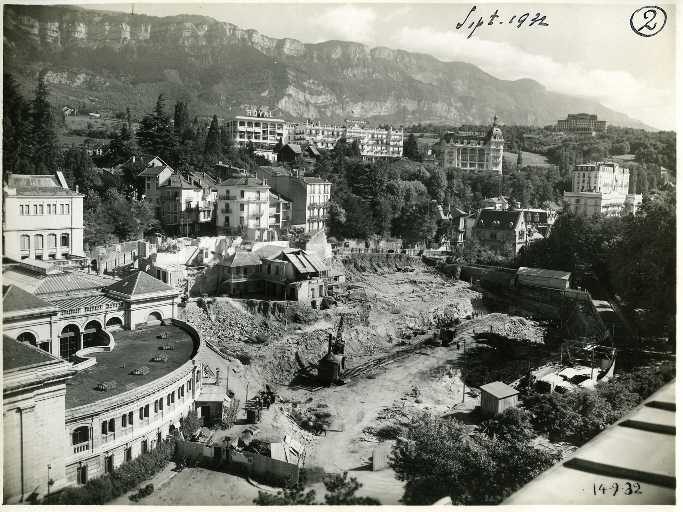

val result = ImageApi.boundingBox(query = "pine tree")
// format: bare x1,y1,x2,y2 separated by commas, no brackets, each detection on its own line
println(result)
174,101,191,142
3,73,35,178
204,114,222,164
137,94,178,164
31,76,64,174
403,133,422,162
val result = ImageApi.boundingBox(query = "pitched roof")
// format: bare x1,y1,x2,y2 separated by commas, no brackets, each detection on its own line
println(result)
282,251,327,274
280,143,302,154
480,381,519,399
451,207,468,217
7,175,61,188
2,268,104,296
254,245,297,260
474,209,524,230
298,177,330,184
160,174,197,189
259,166,291,176
218,177,267,187
105,271,175,296
3,335,58,371
217,252,262,268
516,267,571,280
2,285,57,314
138,165,174,177
305,146,321,157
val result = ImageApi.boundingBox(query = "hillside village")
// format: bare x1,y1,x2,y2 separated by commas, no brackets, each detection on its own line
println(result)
2,4,676,508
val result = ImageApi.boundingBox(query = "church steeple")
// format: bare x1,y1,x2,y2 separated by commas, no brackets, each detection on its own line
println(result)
493,115,498,126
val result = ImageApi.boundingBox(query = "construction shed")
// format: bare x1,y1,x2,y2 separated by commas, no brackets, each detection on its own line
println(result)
480,381,519,418
516,267,572,290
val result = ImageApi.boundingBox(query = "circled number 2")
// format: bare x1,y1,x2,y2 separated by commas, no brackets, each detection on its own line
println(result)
630,6,667,37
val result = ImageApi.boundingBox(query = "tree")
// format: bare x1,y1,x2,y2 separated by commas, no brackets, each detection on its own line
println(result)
404,133,422,162
137,94,178,164
204,114,222,164
608,190,675,333
3,73,35,178
174,101,191,142
179,410,203,439
253,470,317,505
31,76,64,173
391,415,560,505
324,472,381,505
351,139,362,158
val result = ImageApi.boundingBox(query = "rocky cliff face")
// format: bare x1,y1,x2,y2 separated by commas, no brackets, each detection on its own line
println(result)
3,5,650,129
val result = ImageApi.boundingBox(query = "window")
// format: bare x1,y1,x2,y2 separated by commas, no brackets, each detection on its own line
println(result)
33,205,38,215
122,414,128,428
77,465,87,485
147,181,151,190
101,421,108,435
239,203,245,212
167,394,171,407
108,418,116,433
20,235,30,251
174,203,178,212
47,234,56,249
144,404,149,417
158,397,164,411
104,455,114,474
139,407,144,420
240,190,245,198
124,447,132,463
72,426,89,446
171,391,175,403
60,204,65,214
20,205,27,215
141,440,148,455
187,379,192,391
196,372,200,383
61,233,70,247
174,215,178,223
128,411,133,425
34,235,44,250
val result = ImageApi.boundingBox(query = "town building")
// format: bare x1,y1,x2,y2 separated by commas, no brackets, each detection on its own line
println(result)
216,177,271,240
289,121,403,160
556,113,606,134
563,162,642,216
516,208,556,238
158,175,216,236
482,196,510,210
255,168,331,232
1,261,226,504
3,173,85,262
138,163,175,211
471,209,528,255
432,117,504,173
450,207,468,246
268,192,292,230
226,109,287,150
214,162,248,182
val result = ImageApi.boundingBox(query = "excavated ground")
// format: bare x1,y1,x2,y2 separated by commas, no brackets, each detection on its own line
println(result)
176,256,549,504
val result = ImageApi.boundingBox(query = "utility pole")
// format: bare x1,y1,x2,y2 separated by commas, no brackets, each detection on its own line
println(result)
47,465,52,505
462,337,467,403
590,346,595,380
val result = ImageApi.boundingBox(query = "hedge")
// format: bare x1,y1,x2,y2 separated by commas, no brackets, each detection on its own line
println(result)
58,439,176,505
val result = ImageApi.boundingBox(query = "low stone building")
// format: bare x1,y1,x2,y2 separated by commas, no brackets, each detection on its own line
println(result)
472,209,528,255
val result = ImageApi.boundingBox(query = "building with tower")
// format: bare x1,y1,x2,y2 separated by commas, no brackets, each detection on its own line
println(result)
433,117,504,173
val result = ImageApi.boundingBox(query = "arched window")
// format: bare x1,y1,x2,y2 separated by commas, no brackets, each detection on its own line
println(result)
34,234,44,250
20,235,30,251
72,426,89,445
47,234,57,249
60,233,70,247
17,332,37,345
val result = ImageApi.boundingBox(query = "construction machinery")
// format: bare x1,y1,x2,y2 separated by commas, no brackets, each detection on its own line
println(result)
318,316,346,384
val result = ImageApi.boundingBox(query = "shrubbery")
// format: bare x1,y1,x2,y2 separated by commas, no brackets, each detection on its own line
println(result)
58,440,176,505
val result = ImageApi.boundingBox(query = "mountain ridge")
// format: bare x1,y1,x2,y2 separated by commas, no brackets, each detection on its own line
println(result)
3,4,655,130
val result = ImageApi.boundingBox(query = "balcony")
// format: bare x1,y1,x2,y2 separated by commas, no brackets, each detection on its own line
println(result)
244,198,267,204
251,211,264,217
219,195,237,201
221,208,233,213
73,441,90,454
101,433,115,445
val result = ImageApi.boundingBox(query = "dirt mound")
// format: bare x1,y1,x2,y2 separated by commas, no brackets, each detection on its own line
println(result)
340,254,424,281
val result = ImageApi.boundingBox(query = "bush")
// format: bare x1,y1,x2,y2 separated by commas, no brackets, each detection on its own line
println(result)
59,440,176,505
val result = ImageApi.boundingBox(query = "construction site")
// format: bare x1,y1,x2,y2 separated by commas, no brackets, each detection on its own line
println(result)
158,251,622,504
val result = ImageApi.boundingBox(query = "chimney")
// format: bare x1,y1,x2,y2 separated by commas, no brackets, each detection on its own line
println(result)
216,368,220,385
328,333,333,354
263,179,267,186
75,185,79,193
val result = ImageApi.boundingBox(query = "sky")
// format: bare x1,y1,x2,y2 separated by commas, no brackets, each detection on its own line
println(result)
76,2,677,130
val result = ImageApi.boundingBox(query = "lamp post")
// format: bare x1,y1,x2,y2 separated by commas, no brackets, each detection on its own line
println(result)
47,464,53,505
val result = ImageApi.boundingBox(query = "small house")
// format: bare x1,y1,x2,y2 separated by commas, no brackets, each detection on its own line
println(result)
516,267,572,290
480,381,519,417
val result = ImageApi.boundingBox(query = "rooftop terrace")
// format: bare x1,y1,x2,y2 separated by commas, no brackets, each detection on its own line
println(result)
65,324,196,410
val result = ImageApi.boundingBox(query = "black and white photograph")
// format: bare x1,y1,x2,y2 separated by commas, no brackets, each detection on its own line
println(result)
1,1,677,506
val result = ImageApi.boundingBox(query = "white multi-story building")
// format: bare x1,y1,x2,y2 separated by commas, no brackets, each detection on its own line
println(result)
216,177,271,240
557,113,606,134
226,109,287,149
563,162,642,216
433,117,504,173
289,121,403,160
3,173,85,261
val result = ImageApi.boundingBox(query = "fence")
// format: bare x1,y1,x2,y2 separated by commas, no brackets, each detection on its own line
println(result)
229,449,299,486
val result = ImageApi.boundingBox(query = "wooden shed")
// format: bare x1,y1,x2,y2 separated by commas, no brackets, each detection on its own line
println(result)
516,267,572,290
480,381,520,418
